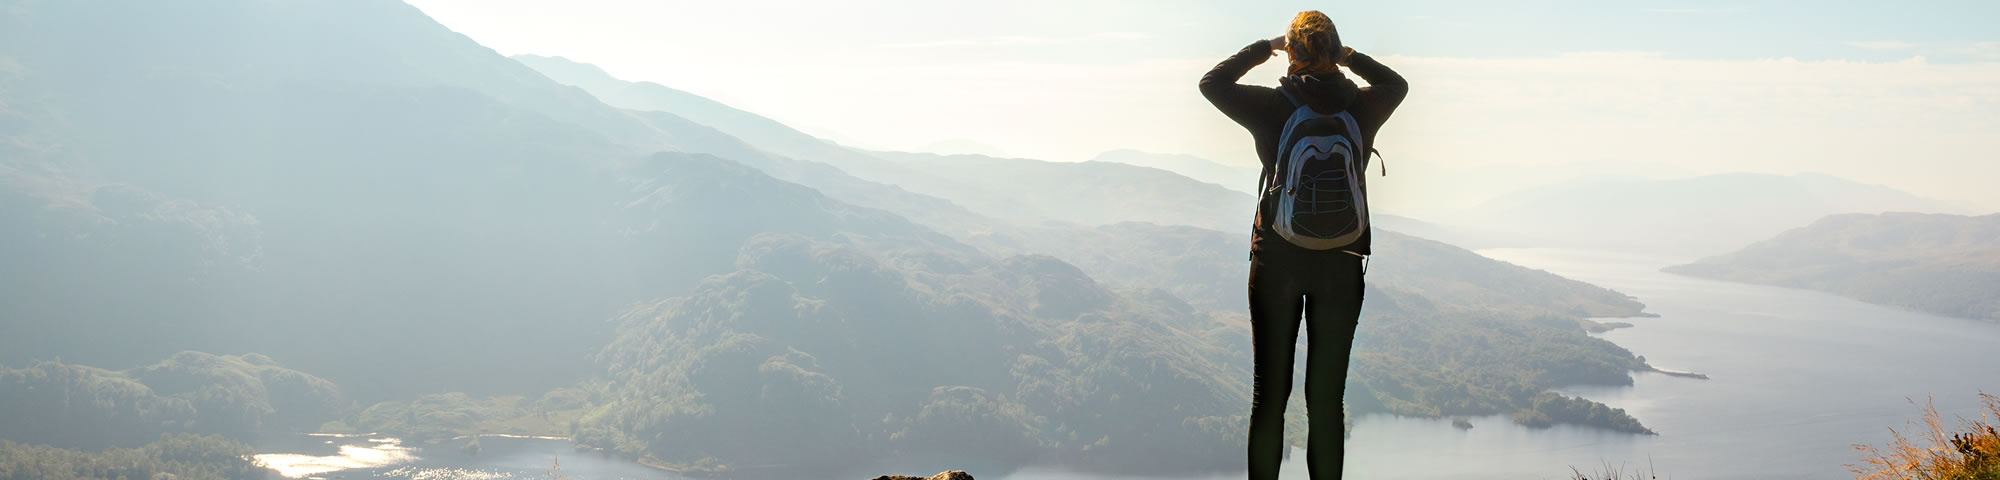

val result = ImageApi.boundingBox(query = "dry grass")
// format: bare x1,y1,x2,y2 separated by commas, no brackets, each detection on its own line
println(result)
1853,393,2000,480
1568,457,1659,480
547,453,571,480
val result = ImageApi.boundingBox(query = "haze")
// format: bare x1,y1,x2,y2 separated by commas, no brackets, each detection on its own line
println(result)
405,0,2000,214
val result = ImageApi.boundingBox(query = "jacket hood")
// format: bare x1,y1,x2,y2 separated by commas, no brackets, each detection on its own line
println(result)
1279,70,1360,112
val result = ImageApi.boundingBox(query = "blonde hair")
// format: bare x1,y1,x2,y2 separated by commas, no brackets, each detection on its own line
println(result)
1285,10,1341,75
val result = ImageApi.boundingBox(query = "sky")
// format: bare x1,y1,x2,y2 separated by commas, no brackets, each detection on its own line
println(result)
402,0,2000,215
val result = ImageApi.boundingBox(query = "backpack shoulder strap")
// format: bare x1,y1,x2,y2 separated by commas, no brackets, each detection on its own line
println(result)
1368,147,1386,176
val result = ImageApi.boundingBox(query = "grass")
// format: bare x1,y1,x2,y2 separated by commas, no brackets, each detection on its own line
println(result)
1853,393,2000,480
1567,457,1659,480
547,453,571,480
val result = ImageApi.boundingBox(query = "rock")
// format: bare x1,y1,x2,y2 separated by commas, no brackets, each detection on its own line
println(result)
870,471,973,480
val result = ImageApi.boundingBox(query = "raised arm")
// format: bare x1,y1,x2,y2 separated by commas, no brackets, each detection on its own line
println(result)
1341,50,1408,123
1200,38,1280,128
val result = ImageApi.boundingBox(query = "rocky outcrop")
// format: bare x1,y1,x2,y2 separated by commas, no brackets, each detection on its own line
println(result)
870,471,973,480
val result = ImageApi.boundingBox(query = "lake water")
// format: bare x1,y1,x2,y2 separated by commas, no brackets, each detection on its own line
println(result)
256,248,2000,480
1339,248,2000,479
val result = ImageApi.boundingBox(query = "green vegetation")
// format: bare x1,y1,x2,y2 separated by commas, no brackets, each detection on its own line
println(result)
1667,212,2000,322
1346,306,1651,433
0,352,346,450
1580,319,1636,333
576,236,1248,474
329,390,596,442
572,224,1656,473
1510,393,1653,434
967,221,1657,434
0,434,267,480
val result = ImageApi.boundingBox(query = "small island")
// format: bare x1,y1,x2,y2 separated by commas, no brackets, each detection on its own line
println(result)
1452,417,1474,430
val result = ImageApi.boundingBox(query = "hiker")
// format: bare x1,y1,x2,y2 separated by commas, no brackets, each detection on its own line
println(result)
1199,10,1407,479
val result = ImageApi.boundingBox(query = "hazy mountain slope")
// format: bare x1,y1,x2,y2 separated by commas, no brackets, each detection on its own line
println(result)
0,352,345,450
4,0,981,236
1087,149,1261,194
618,108,988,233
1665,212,2000,322
508,56,1664,448
585,233,1255,474
868,150,1256,231
0,2,1270,471
514,55,1000,230
0,0,984,398
512,56,1249,233
973,222,1646,317
1443,172,1967,258
514,54,863,166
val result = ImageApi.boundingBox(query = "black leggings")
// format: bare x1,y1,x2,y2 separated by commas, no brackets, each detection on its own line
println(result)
1246,249,1364,479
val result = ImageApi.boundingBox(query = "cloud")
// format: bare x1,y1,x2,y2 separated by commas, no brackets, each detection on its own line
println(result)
1848,40,1919,51
1965,41,2000,60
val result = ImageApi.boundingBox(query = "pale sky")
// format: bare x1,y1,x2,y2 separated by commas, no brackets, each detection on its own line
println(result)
403,0,2000,214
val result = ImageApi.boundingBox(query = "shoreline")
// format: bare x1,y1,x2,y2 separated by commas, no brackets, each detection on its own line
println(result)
1646,366,1709,379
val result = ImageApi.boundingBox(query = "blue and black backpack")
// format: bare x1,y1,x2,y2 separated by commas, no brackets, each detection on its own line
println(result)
1257,87,1381,251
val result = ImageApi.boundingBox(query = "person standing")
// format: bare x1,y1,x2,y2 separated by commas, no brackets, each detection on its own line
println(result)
1199,10,1407,479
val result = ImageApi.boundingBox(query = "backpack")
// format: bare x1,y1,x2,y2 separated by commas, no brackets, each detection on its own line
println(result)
1257,87,1381,251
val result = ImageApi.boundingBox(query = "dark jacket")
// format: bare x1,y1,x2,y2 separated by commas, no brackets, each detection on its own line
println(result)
1201,39,1407,256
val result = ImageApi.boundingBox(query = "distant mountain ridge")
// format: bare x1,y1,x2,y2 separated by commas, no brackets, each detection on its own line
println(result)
1442,172,1967,257
1087,149,1260,195
1665,212,2000,322
515,55,1263,233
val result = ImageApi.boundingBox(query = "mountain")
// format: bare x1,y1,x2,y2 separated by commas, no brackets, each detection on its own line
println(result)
1087,150,1261,195
500,56,1675,445
0,0,1258,472
1665,212,2000,322
0,434,267,480
514,56,1258,233
916,138,1011,158
513,54,868,168
0,0,993,399
0,352,345,450
864,150,1257,231
972,222,1645,317
584,233,1253,474
3,0,1671,474
512,54,992,232
1440,172,1968,258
